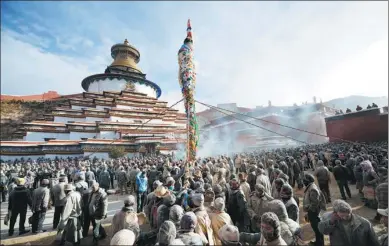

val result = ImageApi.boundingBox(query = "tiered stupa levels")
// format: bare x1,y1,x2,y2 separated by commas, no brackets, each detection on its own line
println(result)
0,40,186,161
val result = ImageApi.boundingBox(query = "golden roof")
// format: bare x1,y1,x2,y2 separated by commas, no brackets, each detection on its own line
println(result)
110,39,142,73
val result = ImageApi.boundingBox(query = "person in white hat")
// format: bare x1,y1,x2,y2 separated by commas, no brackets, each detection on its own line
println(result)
377,208,388,246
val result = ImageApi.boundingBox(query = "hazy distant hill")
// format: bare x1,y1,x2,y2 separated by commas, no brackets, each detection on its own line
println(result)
324,95,388,111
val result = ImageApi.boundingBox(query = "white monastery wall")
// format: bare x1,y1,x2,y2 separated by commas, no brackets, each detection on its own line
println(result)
25,132,69,141
98,131,120,139
71,106,86,110
85,117,107,123
45,154,83,159
96,106,111,110
87,78,157,98
54,116,85,123
83,152,109,160
109,116,164,124
69,132,97,140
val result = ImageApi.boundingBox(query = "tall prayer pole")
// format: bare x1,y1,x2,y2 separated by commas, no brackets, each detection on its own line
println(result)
178,19,198,162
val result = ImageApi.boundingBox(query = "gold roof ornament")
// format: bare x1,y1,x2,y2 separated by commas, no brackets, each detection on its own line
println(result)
110,39,142,73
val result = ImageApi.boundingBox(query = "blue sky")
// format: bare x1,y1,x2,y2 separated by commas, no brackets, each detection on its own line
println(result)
1,1,388,111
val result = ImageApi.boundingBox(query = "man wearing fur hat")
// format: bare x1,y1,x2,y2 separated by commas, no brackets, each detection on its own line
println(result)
31,179,50,233
318,199,379,246
218,224,241,246
8,178,32,236
111,195,138,235
58,183,83,246
247,183,274,233
258,212,287,246
176,212,204,245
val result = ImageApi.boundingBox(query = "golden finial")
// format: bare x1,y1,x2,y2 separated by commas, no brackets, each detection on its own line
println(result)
124,39,129,45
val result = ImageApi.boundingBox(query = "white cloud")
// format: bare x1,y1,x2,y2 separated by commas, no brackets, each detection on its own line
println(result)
0,1,387,112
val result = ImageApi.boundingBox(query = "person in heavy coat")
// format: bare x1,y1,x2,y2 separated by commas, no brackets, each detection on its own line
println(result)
74,173,88,195
209,197,233,245
272,178,285,200
228,178,251,232
116,166,129,195
258,212,288,246
377,208,388,246
85,166,95,182
265,199,301,246
98,165,111,192
156,193,177,229
314,160,332,203
303,173,325,246
144,180,163,222
169,204,184,230
0,171,8,202
176,212,204,246
318,199,380,246
51,175,68,229
256,167,272,196
31,179,50,233
190,193,216,245
111,195,139,236
156,220,177,246
361,160,380,208
375,167,388,221
280,184,299,222
333,159,352,200
247,183,274,233
239,172,251,201
87,181,108,242
58,184,83,246
354,158,364,195
8,178,32,236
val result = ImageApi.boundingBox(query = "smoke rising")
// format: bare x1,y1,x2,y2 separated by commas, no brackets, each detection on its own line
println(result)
196,104,329,157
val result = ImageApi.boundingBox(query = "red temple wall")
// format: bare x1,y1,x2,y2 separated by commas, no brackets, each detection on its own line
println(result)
326,110,388,143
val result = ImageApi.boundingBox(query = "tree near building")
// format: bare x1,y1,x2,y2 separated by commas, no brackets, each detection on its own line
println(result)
108,146,127,159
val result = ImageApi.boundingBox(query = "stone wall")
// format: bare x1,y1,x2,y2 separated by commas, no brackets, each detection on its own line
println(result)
1,99,67,140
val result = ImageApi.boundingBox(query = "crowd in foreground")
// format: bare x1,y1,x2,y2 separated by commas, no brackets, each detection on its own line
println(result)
0,140,388,246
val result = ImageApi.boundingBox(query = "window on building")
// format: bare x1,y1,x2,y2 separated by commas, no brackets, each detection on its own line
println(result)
44,138,56,141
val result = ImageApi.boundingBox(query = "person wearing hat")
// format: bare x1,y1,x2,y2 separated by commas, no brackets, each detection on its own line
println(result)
74,173,88,195
218,224,241,246
190,193,216,245
112,195,138,236
31,179,50,233
110,229,136,246
176,212,203,245
318,199,380,246
303,173,325,246
116,166,129,195
58,183,83,246
157,220,177,246
280,183,299,222
258,212,287,246
156,193,177,229
8,177,32,236
144,180,163,223
51,174,68,230
377,208,388,246
209,197,233,245
169,205,184,230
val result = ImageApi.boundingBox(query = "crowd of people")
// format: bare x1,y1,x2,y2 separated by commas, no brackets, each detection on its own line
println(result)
0,140,388,246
